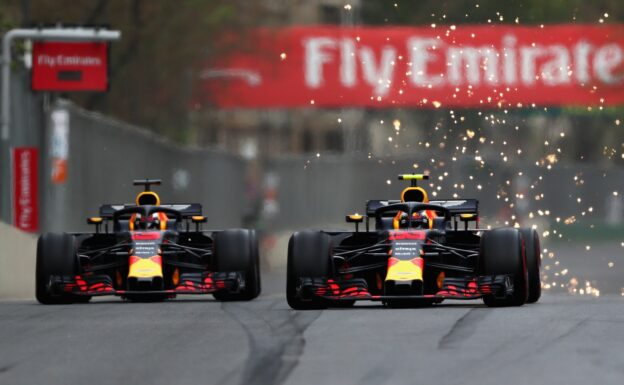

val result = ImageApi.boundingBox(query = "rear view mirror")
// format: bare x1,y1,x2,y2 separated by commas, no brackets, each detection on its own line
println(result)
191,216,207,223
87,217,103,224
191,216,207,231
346,214,364,232
87,217,104,233
345,214,363,223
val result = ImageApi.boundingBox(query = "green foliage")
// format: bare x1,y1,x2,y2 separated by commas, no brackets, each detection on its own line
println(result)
0,0,20,32
361,0,624,25
1,0,250,142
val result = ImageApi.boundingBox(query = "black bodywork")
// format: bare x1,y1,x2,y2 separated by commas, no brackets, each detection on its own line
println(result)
291,199,515,304
51,204,243,299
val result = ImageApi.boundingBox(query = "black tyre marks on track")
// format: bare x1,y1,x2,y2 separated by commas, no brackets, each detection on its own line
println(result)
438,308,489,349
221,300,321,385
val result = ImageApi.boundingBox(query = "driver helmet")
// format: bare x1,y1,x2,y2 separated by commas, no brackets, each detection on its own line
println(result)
401,187,429,203
134,214,160,230
136,191,160,206
130,192,164,231
394,187,433,229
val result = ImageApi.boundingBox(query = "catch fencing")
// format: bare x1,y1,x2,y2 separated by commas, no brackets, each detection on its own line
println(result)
265,155,624,231
41,102,247,232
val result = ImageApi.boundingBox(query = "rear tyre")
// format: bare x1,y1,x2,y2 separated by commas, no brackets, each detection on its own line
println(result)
212,229,261,301
286,231,333,310
480,228,528,307
519,228,541,303
36,233,89,304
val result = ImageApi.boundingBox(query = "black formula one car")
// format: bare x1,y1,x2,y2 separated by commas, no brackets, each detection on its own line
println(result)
287,174,541,309
36,179,261,304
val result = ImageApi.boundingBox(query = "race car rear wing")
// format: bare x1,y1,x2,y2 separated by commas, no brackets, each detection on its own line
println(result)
365,200,400,216
366,199,478,217
99,203,203,219
429,199,479,216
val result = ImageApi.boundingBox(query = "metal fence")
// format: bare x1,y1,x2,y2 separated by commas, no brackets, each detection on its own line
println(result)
40,102,247,232
265,154,624,231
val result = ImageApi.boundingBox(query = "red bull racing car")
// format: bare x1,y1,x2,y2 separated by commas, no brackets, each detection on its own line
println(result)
287,174,541,309
36,179,261,304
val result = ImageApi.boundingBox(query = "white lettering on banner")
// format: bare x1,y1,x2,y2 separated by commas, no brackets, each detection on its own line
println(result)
340,38,357,87
594,44,624,84
360,46,396,95
520,45,542,85
574,41,592,84
304,37,336,88
18,151,32,229
303,34,624,91
502,35,518,85
407,37,443,87
447,46,499,86
36,54,102,67
541,45,571,85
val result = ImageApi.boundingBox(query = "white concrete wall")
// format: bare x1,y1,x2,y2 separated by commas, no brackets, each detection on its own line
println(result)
0,221,36,299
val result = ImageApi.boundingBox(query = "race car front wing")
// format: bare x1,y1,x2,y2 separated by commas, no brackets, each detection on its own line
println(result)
48,271,245,298
294,275,514,302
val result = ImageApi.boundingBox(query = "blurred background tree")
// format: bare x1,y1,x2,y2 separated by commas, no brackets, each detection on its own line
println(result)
361,0,624,25
1,0,623,150
0,0,270,141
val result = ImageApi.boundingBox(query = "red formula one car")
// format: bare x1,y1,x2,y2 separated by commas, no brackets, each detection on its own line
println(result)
36,179,261,303
287,174,541,309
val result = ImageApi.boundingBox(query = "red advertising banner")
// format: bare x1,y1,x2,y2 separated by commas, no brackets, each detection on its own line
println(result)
13,148,39,233
198,25,624,108
32,42,109,92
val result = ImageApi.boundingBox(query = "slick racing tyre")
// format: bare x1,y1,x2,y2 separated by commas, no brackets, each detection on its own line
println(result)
36,233,90,304
480,227,528,307
213,229,261,301
287,231,333,310
519,228,541,303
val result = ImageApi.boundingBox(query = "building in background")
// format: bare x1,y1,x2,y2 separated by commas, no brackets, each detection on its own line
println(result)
189,0,624,171
190,0,366,158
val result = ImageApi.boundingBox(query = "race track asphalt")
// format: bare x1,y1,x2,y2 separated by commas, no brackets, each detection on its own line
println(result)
0,242,623,385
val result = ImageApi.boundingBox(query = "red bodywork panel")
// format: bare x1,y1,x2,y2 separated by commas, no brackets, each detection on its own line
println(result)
303,275,511,302
59,272,240,297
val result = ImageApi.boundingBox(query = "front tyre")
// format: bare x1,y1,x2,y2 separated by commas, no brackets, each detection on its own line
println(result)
480,228,528,307
212,229,261,301
36,233,89,304
286,231,333,310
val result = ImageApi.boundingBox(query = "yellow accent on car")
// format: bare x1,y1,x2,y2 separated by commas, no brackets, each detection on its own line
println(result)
192,216,206,222
128,257,163,279
400,187,429,203
159,212,168,230
437,271,446,289
346,214,363,222
88,217,103,224
116,270,123,286
393,215,400,229
398,174,428,180
135,191,161,206
460,213,477,220
385,259,423,282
